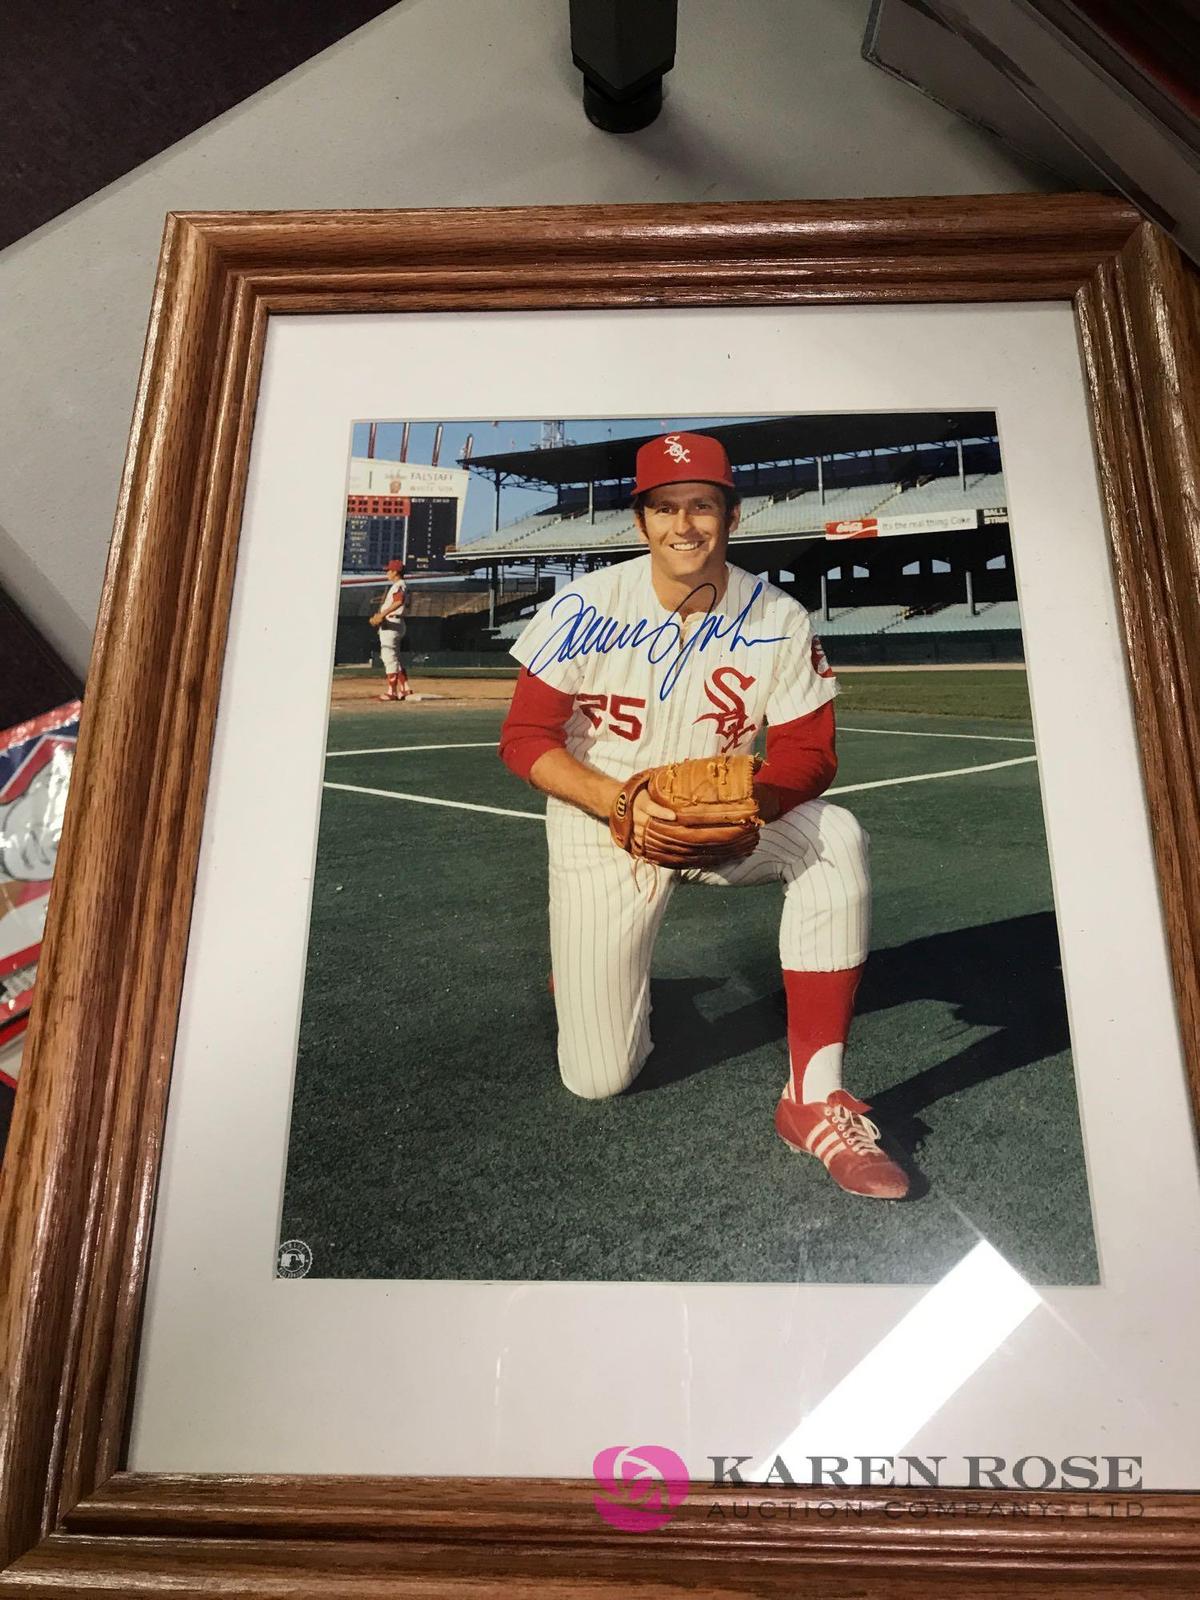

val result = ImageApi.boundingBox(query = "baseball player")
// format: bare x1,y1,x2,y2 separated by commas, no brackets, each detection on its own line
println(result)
499,432,907,1200
370,558,410,702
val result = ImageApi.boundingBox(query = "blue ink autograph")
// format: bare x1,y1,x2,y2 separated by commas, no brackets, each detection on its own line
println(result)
525,581,790,700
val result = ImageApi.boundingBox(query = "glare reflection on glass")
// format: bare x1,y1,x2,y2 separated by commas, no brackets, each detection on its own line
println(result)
754,1239,1041,1481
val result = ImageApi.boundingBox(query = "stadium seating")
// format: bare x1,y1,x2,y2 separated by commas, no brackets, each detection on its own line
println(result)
460,506,645,555
807,600,1020,635
457,511,566,557
453,469,1010,561
890,600,1022,632
488,618,528,642
547,508,639,548
806,605,906,635
727,493,771,526
738,483,899,535
886,472,1007,513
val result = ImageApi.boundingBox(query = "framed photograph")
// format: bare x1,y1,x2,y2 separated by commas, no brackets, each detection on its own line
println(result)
2,196,1199,1596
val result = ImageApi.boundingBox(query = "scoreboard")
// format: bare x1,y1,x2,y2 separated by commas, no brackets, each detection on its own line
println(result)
343,498,460,572
343,457,469,573
404,497,460,570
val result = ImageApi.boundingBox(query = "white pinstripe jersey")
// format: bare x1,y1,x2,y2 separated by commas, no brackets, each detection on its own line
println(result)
378,579,407,625
510,557,837,781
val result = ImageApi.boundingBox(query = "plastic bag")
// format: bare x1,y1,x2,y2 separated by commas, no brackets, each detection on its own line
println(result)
0,700,80,1087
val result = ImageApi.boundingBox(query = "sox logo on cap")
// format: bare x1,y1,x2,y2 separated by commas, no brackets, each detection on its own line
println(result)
634,430,736,494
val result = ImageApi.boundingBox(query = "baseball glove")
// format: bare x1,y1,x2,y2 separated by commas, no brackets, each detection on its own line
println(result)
369,611,384,627
610,754,762,869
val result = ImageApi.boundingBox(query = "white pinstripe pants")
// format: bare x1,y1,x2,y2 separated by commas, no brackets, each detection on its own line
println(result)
378,623,406,673
546,800,871,1100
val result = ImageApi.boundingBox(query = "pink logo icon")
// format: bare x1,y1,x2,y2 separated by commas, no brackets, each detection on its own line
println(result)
591,1444,690,1532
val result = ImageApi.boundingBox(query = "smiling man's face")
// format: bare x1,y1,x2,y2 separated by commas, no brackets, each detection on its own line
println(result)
635,480,740,593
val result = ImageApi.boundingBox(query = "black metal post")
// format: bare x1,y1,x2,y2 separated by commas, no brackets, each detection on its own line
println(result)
569,0,677,132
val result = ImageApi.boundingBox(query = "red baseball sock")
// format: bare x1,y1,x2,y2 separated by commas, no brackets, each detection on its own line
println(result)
782,966,864,1105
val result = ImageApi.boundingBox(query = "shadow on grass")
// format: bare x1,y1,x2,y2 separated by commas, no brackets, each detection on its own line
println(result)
630,977,785,1096
633,911,1071,1156
861,910,1070,1156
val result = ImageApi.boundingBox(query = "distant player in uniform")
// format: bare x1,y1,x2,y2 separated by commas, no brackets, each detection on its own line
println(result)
370,559,411,702
499,432,908,1200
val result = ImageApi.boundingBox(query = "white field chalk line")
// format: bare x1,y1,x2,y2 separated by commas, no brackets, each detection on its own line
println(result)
323,755,1038,818
839,725,1035,745
326,742,499,757
828,755,1037,795
322,782,543,820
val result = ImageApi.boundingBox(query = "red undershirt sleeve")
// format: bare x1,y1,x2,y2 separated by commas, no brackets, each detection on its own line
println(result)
755,700,838,816
499,668,575,783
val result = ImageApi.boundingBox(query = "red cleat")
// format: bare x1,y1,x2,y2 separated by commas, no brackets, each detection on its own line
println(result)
775,1090,909,1200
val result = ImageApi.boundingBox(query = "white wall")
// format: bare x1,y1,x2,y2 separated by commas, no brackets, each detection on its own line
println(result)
0,0,1054,675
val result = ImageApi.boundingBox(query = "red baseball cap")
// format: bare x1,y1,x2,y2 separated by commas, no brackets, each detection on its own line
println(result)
634,432,735,495
386,558,405,573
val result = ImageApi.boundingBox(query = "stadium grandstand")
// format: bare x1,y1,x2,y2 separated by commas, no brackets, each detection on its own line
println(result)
446,413,1021,666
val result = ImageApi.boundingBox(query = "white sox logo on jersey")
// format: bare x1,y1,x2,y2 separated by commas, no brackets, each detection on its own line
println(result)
694,667,757,751
662,435,691,466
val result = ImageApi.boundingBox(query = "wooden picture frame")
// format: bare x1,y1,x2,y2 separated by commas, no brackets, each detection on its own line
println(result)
2,195,1199,1597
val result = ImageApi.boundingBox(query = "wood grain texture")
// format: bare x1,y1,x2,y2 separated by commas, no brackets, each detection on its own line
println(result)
4,1533,1198,1599
1077,225,1200,1113
189,193,1143,307
0,211,223,1569
56,1471,1200,1552
10,1479,1200,1596
0,195,1198,1597
19,1471,1200,1598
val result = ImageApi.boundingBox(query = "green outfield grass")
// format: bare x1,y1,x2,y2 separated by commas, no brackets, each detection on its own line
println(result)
836,669,1031,721
281,667,1095,1286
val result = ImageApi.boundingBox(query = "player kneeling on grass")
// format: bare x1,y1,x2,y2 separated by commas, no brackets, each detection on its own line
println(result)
498,432,909,1201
